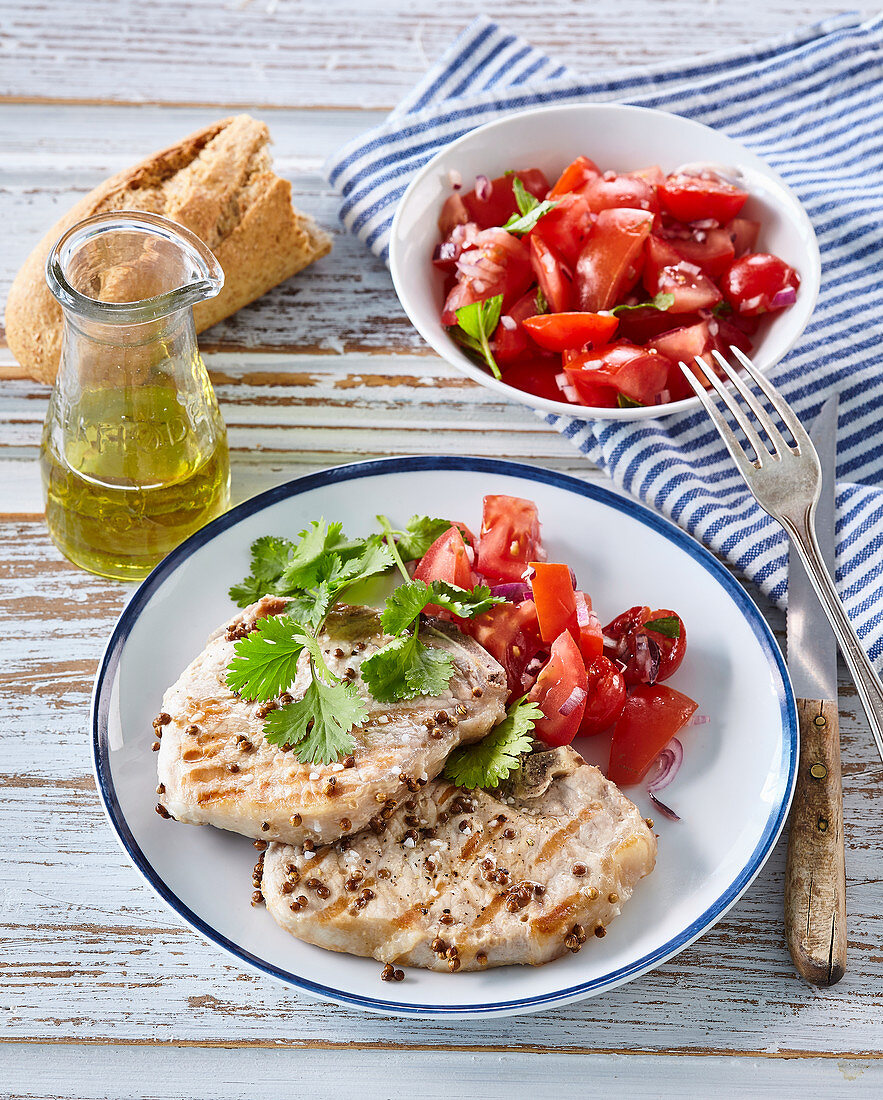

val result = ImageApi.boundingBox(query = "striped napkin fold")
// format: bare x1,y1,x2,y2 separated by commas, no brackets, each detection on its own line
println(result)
326,14,883,664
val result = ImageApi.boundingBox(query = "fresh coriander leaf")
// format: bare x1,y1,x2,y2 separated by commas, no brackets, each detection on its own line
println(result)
512,176,538,217
444,698,542,789
395,515,457,562
611,292,675,317
361,632,454,703
276,519,347,591
263,677,365,764
229,574,267,608
617,393,644,408
453,295,503,380
504,200,556,236
644,615,681,639
535,286,548,314
427,580,504,619
380,579,433,636
225,615,307,702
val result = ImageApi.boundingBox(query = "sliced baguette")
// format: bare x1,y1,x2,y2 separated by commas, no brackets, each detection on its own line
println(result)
4,115,332,383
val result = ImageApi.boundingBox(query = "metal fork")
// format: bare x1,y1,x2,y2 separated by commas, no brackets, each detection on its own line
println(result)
680,347,883,763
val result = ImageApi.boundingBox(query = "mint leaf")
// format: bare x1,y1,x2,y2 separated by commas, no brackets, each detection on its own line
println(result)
617,393,644,408
226,615,307,702
444,698,542,789
452,294,503,380
645,615,681,639
611,292,675,317
512,176,537,217
395,515,457,562
535,286,548,315
712,301,734,317
263,677,365,764
504,185,556,236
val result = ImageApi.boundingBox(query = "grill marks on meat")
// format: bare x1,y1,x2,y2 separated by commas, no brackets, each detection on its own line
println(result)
156,599,508,846
261,747,656,970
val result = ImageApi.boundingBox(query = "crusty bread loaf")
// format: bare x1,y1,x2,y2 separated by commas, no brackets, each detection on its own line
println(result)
4,115,332,383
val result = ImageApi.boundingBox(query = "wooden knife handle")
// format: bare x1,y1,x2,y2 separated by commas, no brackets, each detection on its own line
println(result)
785,699,847,985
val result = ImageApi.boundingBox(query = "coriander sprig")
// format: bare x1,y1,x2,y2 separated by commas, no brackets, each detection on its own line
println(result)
444,697,542,789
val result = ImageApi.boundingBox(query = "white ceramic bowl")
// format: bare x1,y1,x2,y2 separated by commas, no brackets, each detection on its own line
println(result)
389,103,821,421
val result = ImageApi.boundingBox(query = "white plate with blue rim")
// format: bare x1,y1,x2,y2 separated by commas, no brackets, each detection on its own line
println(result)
92,456,797,1019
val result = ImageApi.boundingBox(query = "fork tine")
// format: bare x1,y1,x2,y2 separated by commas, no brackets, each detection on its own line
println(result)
710,349,792,456
727,345,812,452
678,360,762,482
691,354,767,462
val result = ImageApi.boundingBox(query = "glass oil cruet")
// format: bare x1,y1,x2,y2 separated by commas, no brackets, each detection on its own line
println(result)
40,211,231,581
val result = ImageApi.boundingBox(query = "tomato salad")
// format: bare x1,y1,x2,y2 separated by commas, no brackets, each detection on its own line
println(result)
434,159,800,409
412,494,700,813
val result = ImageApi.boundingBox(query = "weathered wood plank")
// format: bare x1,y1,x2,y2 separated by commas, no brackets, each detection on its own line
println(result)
2,1046,882,1100
0,520,880,1052
0,0,867,109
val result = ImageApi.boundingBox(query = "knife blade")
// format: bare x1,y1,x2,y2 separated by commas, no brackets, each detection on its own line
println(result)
785,393,846,986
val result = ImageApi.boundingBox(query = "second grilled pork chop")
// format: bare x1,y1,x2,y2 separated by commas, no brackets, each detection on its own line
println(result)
156,598,507,846
261,747,657,970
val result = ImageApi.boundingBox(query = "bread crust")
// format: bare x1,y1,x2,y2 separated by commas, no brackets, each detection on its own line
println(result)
4,115,332,382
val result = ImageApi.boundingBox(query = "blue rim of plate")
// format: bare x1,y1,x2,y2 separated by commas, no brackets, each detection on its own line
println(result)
92,455,798,1017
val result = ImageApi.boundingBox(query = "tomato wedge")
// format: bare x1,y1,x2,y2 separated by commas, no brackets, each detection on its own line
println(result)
477,495,543,583
501,359,563,403
531,193,595,266
565,340,670,407
658,172,748,223
579,654,627,736
574,590,603,662
667,227,735,278
529,562,577,644
414,525,475,613
550,155,601,197
603,606,687,685
721,253,800,316
580,173,659,216
608,684,698,786
574,208,654,312
441,228,533,325
522,311,618,352
529,630,588,747
494,291,543,364
529,235,573,313
642,236,722,313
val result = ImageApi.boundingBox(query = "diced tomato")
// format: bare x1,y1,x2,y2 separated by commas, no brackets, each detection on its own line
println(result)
494,291,544,364
579,654,627,736
464,599,544,698
441,228,533,325
628,164,665,186
607,683,698,786
603,606,687,685
414,525,475,613
565,340,671,407
528,630,588,747
615,307,703,345
711,316,753,357
550,156,601,197
574,208,654,312
725,217,760,257
529,235,574,313
658,172,748,223
522,311,619,352
501,358,564,403
529,562,577,644
461,169,550,230
667,227,735,278
531,193,595,266
438,194,470,237
559,374,618,408
580,173,659,216
721,253,800,316
643,236,722,313
574,590,603,663
647,321,713,368
477,495,543,583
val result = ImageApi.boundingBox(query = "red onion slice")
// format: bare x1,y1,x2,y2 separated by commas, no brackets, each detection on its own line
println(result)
649,791,681,822
646,737,684,793
685,713,710,728
490,582,532,603
558,686,587,717
770,286,797,309
575,591,591,627
632,633,661,683
474,174,492,201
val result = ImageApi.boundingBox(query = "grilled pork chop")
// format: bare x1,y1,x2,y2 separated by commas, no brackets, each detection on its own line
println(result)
156,598,507,847
261,746,656,970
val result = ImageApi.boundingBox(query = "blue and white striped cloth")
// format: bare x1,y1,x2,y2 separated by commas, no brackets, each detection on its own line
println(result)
326,14,883,663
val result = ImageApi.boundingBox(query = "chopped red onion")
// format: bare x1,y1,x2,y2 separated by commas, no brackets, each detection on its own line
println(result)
464,544,475,566
654,389,672,405
448,169,462,189
499,315,517,331
647,738,684,793
770,286,797,309
521,565,536,582
649,791,681,822
575,591,591,627
632,633,661,683
685,713,710,727
490,582,532,603
474,174,492,201
559,686,587,717
740,294,763,313
689,218,719,230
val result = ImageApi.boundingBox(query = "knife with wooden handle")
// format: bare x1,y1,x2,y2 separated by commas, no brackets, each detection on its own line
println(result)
785,394,846,985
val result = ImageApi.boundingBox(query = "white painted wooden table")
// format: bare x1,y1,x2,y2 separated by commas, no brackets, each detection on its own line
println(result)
1,2,881,1097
